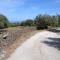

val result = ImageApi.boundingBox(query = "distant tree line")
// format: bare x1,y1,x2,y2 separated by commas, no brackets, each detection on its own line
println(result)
20,19,34,26
20,14,60,27
0,14,60,29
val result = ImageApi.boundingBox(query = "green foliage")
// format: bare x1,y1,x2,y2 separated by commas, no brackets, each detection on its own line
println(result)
20,21,26,26
57,15,60,25
34,14,60,27
20,19,35,26
25,19,34,26
34,15,47,26
0,22,4,29
20,14,60,28
0,14,9,29
10,23,20,27
0,14,60,29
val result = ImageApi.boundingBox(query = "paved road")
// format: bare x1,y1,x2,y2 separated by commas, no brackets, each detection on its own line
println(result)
7,31,60,60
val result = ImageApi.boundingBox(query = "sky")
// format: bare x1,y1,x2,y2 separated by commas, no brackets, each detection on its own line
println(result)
0,0,60,22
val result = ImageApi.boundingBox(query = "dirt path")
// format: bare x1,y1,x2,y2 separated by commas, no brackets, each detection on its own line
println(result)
7,31,60,60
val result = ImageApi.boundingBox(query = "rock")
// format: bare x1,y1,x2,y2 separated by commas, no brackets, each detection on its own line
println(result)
0,47,6,59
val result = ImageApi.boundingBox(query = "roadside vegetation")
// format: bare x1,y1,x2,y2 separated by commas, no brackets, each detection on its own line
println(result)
0,14,60,30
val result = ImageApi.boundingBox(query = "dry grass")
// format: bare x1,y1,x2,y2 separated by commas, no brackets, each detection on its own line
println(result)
4,26,23,31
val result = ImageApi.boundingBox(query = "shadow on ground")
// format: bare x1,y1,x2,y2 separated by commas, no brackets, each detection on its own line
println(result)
48,29,60,33
43,38,60,50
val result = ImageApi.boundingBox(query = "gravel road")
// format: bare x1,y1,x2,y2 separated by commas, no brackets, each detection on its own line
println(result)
7,31,60,60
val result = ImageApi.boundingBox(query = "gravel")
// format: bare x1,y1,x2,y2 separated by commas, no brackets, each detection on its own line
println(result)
0,27,36,59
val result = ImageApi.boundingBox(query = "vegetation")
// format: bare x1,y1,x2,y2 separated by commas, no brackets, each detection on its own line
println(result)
20,19,35,26
20,14,60,29
0,14,9,29
10,22,20,27
34,14,60,27
0,14,60,29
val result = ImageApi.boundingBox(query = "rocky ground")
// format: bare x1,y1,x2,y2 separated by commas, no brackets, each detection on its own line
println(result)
0,27,37,60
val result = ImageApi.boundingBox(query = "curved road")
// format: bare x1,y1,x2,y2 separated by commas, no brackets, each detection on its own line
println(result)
7,31,60,60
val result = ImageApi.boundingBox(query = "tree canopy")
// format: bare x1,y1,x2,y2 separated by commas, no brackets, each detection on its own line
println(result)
20,19,34,26
0,14,9,29
0,14,60,29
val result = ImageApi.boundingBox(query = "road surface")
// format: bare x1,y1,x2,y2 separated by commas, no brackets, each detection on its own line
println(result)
7,31,60,60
